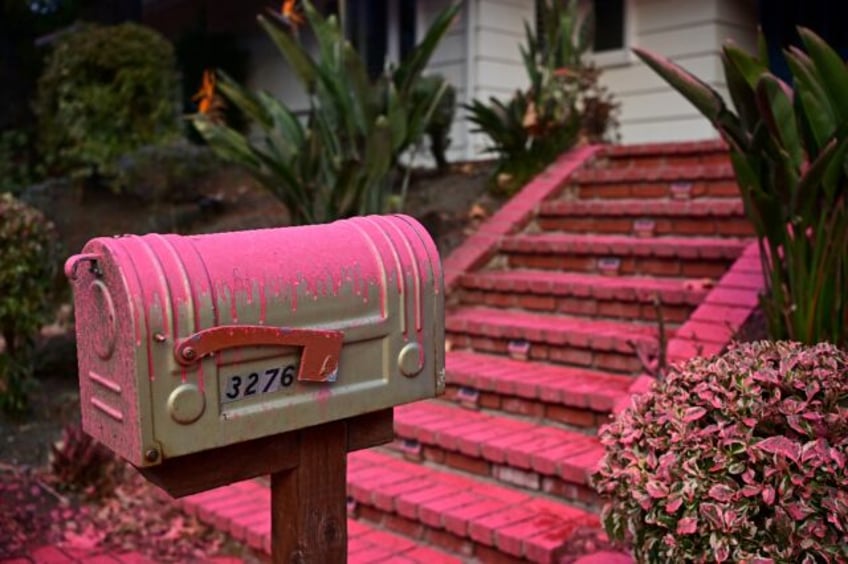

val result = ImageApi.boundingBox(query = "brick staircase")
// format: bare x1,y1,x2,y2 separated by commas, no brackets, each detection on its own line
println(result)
179,140,764,562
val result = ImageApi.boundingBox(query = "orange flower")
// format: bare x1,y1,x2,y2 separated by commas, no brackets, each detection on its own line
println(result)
192,69,216,115
281,0,305,27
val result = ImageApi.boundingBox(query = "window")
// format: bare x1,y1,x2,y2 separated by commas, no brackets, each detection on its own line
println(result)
344,0,417,80
535,0,630,66
593,0,625,53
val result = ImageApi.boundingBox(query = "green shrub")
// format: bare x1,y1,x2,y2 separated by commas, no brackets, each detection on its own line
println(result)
34,22,180,183
0,193,59,415
466,0,618,194
634,28,847,347
191,1,460,225
0,128,45,195
595,341,848,563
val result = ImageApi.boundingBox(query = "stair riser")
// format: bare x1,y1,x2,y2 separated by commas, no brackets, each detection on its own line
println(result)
536,216,754,237
458,289,693,324
446,335,648,374
441,384,609,430
390,443,601,509
505,253,733,279
597,153,730,169
350,498,597,564
563,179,739,200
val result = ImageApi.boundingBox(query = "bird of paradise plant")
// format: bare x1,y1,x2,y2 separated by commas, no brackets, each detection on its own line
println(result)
192,69,225,124
466,0,618,194
280,0,305,29
191,1,459,225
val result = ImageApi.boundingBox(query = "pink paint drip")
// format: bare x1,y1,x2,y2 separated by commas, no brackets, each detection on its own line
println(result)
258,280,267,324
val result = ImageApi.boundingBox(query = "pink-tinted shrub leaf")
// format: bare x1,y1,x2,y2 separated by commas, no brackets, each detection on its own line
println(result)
708,484,735,502
756,436,801,463
683,406,708,422
646,480,669,499
676,516,698,535
831,448,846,469
665,496,683,514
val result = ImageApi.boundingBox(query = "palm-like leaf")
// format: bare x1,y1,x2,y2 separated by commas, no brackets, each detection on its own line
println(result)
635,28,848,347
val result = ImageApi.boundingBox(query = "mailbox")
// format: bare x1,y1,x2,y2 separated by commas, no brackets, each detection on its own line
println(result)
65,214,444,467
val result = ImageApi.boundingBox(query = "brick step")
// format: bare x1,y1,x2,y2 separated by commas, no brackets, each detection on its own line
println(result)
348,448,601,563
592,140,730,169
501,233,747,279
446,306,663,374
443,350,632,427
178,478,464,563
457,270,708,324
564,163,738,200
536,198,753,237
393,400,604,505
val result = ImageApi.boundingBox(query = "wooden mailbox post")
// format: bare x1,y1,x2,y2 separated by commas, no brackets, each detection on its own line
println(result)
65,215,445,562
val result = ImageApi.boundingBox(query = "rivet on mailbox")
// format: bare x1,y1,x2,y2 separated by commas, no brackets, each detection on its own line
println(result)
65,215,445,470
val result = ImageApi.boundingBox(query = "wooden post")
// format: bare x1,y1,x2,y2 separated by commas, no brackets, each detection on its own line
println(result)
271,420,348,563
140,410,392,562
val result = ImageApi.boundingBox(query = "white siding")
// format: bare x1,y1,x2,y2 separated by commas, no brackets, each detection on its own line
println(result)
240,33,310,116
465,0,535,158
419,0,469,163
600,0,758,143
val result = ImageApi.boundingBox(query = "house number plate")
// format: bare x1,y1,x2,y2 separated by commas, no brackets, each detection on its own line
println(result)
220,361,300,404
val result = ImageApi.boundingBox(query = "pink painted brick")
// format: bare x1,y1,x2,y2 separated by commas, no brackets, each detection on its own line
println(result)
557,446,604,485
347,546,397,562
504,428,583,470
689,303,755,326
718,270,764,290
666,338,724,361
418,491,481,529
442,499,508,537
627,375,656,395
358,529,417,553
456,421,527,457
371,477,432,512
675,320,736,343
229,507,270,540
244,514,271,551
704,286,760,308
395,483,465,520
530,439,599,477
469,506,537,546
403,547,464,564
481,429,537,464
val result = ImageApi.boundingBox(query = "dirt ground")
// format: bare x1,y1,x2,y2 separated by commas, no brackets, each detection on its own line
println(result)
0,160,503,561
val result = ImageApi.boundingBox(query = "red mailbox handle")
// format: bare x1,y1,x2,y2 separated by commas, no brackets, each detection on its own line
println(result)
174,326,344,383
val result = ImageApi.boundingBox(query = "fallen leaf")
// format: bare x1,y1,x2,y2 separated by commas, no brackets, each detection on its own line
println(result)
468,203,488,220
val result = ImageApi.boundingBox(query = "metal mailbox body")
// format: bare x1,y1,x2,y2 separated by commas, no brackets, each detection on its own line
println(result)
65,215,444,467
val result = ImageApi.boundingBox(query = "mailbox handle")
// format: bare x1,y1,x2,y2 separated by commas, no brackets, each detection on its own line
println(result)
175,326,344,383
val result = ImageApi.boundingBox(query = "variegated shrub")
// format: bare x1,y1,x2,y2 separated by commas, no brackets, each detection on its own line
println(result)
594,341,848,563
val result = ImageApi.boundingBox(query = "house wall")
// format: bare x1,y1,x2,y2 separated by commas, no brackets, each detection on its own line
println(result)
466,0,535,158
601,0,758,143
419,0,535,161
221,0,759,167
417,0,470,163
240,32,311,116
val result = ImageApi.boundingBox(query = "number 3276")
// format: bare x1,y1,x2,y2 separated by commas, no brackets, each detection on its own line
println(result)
224,365,297,402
